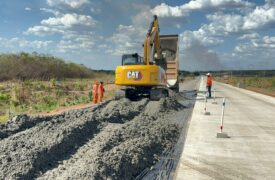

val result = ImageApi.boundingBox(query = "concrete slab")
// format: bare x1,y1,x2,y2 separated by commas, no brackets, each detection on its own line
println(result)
175,76,275,180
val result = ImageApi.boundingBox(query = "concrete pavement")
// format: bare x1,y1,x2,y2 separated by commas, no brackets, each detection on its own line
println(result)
175,76,275,180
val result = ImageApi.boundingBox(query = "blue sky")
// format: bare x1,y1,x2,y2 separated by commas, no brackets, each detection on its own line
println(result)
0,0,274,71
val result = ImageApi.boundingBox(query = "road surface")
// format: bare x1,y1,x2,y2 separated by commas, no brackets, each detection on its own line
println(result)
175,77,275,180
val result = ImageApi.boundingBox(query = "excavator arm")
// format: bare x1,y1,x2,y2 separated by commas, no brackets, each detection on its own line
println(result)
144,15,162,65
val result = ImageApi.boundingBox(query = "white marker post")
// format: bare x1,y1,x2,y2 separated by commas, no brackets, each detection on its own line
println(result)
217,98,229,138
220,98,225,132
204,95,207,112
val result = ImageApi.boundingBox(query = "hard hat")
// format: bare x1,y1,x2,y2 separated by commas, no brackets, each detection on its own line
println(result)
206,73,211,76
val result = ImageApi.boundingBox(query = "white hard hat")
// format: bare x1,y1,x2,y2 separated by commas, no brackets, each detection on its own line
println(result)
206,73,210,76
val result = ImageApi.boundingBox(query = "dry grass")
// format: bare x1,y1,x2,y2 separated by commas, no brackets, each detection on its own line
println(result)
0,75,115,123
216,76,275,97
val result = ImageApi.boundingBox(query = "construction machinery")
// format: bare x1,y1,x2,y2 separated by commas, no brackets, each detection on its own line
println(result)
115,15,179,100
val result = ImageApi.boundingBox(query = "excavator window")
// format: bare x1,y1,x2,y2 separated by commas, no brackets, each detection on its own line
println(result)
122,54,144,65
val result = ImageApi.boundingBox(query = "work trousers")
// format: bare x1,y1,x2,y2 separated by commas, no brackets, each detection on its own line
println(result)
207,86,212,98
99,93,104,102
93,93,98,104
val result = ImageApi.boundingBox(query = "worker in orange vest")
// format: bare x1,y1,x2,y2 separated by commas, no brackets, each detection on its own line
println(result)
99,81,105,102
206,73,212,98
92,80,99,104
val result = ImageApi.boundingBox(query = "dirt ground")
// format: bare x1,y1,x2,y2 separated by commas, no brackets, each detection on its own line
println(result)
0,81,198,179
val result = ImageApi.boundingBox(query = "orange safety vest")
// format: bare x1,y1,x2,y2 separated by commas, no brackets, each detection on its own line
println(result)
93,84,99,94
207,76,212,86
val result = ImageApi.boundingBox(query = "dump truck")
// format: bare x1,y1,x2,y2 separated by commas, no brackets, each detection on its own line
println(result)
115,15,179,100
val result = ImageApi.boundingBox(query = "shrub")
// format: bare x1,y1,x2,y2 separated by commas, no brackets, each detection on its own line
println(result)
0,52,97,81
0,93,10,102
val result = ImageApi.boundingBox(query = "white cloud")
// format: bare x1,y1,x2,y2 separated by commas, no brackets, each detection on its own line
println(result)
25,26,65,36
26,13,97,36
28,40,53,49
151,0,254,17
57,40,78,53
107,25,141,55
206,13,244,35
40,8,60,16
25,7,31,11
47,0,89,9
234,35,275,55
56,31,101,53
243,5,275,30
41,13,96,28
151,3,188,17
184,1,275,48
0,36,52,49
238,33,259,40
224,34,275,69
252,36,275,48
181,30,223,48
25,3,99,54
203,3,275,35
106,6,153,56
183,0,253,10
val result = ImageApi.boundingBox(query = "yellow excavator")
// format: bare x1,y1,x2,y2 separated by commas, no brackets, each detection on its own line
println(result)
115,15,179,100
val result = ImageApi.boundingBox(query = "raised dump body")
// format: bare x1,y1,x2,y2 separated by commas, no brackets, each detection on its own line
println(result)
159,35,179,91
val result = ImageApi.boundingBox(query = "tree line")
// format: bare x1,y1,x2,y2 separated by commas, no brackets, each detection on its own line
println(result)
0,52,98,81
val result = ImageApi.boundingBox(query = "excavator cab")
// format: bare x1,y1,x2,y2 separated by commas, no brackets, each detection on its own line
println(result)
122,53,144,65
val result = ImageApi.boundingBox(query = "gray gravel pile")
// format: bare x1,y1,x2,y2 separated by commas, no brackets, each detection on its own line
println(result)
0,114,53,140
92,114,180,180
0,97,185,180
100,98,149,123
